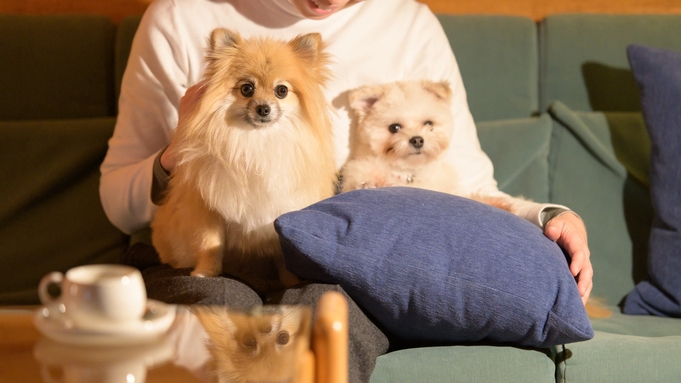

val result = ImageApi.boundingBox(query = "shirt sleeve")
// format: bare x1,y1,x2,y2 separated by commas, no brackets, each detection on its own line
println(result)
99,2,189,234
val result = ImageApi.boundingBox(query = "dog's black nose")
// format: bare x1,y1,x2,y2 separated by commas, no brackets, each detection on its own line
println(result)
256,104,271,117
410,136,424,149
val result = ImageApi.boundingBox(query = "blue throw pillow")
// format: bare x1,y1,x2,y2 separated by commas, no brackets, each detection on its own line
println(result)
275,188,593,348
623,45,681,317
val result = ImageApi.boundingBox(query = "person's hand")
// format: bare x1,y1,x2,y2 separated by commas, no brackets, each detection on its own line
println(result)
544,212,593,305
160,82,207,173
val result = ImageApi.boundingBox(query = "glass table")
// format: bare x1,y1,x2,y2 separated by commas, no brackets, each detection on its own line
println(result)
0,291,348,383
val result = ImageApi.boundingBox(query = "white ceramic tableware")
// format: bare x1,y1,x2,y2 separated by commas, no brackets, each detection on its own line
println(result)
38,264,147,332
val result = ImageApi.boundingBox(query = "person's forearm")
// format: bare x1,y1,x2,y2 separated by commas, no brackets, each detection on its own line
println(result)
100,153,158,234
511,197,572,228
152,146,171,205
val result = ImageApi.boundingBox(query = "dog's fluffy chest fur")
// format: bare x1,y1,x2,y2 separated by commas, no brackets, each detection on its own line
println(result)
183,120,322,233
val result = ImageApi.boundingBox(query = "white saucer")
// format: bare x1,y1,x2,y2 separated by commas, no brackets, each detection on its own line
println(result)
34,300,176,347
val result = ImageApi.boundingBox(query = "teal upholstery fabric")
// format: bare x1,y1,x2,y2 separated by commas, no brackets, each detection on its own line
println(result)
557,329,681,383
0,118,128,304
539,14,681,113
372,345,556,383
0,15,116,120
592,308,681,337
560,307,681,382
548,102,652,305
438,15,538,122
477,115,552,202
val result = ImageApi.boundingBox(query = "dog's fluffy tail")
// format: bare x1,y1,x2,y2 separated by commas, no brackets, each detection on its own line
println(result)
468,193,516,214
585,297,613,319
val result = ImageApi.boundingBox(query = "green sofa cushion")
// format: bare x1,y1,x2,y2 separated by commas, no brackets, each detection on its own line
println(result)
539,14,681,113
548,101,652,305
438,15,538,122
0,15,116,120
592,308,681,337
0,118,128,304
372,345,555,383
560,303,681,383
477,115,552,203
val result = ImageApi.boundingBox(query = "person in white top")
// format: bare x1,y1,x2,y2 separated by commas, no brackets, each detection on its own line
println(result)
100,0,593,374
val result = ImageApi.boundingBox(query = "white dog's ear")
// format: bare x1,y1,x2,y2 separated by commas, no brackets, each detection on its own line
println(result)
421,80,452,102
348,85,384,118
208,28,241,52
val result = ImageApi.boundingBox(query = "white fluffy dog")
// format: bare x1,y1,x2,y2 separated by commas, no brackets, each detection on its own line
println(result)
340,80,514,212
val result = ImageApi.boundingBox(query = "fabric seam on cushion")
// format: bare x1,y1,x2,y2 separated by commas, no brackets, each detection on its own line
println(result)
549,101,627,178
497,130,550,191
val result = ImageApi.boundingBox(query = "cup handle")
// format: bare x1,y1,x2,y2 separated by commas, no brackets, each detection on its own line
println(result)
38,272,64,307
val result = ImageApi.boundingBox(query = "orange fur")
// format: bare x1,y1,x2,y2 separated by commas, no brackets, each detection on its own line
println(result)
340,80,515,213
585,297,613,319
151,29,336,293
193,306,311,383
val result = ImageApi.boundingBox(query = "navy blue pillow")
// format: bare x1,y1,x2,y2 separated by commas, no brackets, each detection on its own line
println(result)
275,188,593,348
624,45,681,317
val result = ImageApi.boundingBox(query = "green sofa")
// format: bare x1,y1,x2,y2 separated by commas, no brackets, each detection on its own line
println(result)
1,12,680,382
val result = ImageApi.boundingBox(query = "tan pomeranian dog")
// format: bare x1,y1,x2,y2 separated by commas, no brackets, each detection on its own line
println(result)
151,29,336,293
340,80,514,212
192,305,311,383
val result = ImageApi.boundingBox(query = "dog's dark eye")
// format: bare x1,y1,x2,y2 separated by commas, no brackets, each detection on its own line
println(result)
388,124,401,133
240,83,254,97
424,121,433,127
276,331,290,345
275,85,288,99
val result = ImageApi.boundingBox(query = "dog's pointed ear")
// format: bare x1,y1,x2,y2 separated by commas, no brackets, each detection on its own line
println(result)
421,80,452,102
348,85,384,118
192,307,238,336
208,28,241,52
290,33,325,65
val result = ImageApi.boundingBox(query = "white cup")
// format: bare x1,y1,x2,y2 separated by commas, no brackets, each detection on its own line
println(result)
38,264,147,331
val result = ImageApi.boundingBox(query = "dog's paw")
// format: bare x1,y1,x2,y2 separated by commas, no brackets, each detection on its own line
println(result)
390,172,413,185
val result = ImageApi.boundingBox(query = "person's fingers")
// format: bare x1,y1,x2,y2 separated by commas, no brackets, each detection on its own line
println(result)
180,81,208,116
581,280,593,306
544,221,562,242
576,262,594,297
544,214,593,299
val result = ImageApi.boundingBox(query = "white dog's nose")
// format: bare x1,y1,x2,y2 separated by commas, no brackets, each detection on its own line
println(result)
410,136,424,148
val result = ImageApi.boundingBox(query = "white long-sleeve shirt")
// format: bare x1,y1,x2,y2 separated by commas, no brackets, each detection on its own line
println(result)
100,0,561,235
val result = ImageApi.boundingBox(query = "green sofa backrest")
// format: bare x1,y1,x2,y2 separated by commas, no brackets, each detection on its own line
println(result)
438,15,539,122
0,15,128,304
539,14,681,113
0,15,116,120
